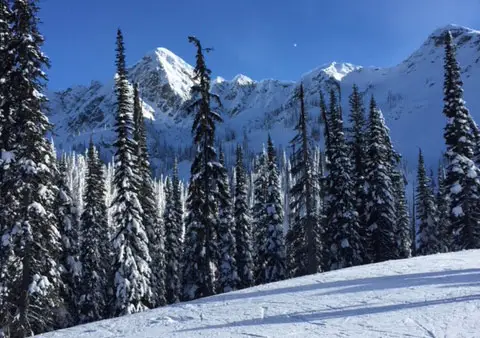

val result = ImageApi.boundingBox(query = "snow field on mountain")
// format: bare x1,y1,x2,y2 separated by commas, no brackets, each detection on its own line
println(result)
39,250,480,337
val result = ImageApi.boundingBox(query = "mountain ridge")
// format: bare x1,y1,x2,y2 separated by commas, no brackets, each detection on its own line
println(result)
48,24,480,177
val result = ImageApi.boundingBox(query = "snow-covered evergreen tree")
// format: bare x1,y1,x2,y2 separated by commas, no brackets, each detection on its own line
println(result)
416,149,442,255
55,155,81,327
78,140,112,323
441,31,480,250
0,0,16,328
364,96,397,263
251,149,268,285
281,151,291,236
217,149,239,292
324,89,363,270
287,84,322,277
110,29,152,316
234,145,254,289
347,84,369,261
262,135,286,283
132,84,165,307
182,36,222,300
163,159,183,304
436,164,451,252
392,168,412,258
1,1,63,335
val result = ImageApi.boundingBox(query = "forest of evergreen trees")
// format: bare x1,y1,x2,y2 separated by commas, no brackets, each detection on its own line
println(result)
1,1,480,337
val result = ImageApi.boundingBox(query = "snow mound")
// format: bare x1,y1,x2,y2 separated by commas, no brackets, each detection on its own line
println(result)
38,250,480,337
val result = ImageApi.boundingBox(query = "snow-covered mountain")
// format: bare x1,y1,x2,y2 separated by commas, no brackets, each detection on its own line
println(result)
48,24,480,177
38,249,480,337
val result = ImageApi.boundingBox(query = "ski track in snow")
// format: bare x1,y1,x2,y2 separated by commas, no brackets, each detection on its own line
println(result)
38,250,480,337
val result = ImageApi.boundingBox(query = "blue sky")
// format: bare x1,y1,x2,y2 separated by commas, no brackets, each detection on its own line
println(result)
40,0,480,90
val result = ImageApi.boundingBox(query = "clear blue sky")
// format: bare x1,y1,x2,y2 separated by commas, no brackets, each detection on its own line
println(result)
39,0,480,91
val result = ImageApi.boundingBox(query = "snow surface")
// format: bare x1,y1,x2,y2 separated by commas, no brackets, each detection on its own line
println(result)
38,250,480,337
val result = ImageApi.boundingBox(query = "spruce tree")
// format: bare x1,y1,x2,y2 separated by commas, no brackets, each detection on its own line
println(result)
164,160,183,304
436,164,451,252
287,84,322,277
1,1,63,335
234,145,254,289
78,140,112,323
347,84,369,260
251,149,268,285
324,89,363,270
55,156,81,327
217,149,239,292
182,36,222,300
392,169,412,258
110,29,152,316
416,149,442,255
132,83,165,307
364,96,397,263
442,31,480,250
263,135,286,283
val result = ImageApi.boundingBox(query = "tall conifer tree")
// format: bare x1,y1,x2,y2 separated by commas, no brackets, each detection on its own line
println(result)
55,156,81,326
263,135,286,283
234,145,254,289
182,36,222,300
364,96,397,263
442,31,480,250
217,149,239,292
164,160,183,304
416,149,441,255
78,140,112,323
132,84,165,307
110,29,152,316
251,149,268,284
287,84,322,277
324,89,363,270
2,1,63,335
347,84,369,260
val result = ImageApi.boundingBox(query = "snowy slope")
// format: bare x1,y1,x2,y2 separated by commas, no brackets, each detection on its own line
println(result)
48,24,480,176
39,250,480,337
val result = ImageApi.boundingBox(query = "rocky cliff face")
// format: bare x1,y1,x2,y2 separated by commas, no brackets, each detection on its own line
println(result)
48,24,480,177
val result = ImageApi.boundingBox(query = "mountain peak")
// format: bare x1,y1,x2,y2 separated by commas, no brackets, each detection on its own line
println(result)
321,62,360,81
232,74,254,86
426,24,480,47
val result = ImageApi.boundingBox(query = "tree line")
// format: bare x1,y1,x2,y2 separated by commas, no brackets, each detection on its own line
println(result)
1,1,480,337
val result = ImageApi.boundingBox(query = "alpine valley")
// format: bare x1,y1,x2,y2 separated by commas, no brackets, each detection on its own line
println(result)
48,24,480,177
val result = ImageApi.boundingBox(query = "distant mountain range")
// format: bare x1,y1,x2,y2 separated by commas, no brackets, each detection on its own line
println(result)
48,24,480,178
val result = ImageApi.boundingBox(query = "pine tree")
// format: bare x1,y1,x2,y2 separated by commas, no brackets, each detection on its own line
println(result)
416,149,442,255
364,96,397,263
217,149,239,292
263,135,286,283
110,29,152,316
347,84,369,261
234,145,254,289
287,84,322,277
324,89,363,270
78,140,112,323
1,1,64,335
182,36,222,300
392,169,412,258
442,31,480,250
132,83,165,307
55,155,81,327
251,149,268,285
